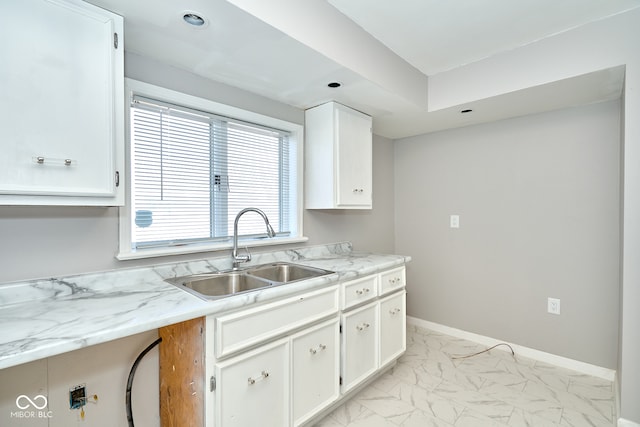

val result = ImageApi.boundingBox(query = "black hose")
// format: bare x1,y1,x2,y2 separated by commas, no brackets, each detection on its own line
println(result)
126,337,162,427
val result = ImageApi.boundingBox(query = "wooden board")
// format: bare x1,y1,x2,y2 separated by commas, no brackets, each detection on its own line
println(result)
159,317,205,427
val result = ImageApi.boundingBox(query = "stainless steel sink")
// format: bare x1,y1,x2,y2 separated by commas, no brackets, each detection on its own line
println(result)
247,262,332,283
165,262,333,300
166,272,273,299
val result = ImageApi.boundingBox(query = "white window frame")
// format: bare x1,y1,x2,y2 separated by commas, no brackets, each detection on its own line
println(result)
117,79,306,260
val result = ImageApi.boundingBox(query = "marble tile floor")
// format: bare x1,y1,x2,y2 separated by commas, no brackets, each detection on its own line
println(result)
314,326,616,427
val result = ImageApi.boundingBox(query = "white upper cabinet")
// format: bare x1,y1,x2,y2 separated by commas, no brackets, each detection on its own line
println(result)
0,0,124,206
305,101,373,209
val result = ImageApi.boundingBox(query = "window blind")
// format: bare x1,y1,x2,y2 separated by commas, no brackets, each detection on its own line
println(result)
130,96,292,249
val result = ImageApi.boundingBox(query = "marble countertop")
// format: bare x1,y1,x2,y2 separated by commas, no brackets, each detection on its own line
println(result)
0,242,410,370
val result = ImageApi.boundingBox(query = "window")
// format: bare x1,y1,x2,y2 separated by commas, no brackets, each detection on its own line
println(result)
118,80,304,259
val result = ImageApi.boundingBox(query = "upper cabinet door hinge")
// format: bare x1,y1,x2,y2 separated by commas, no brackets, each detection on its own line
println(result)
210,376,216,392
114,32,119,49
115,171,120,187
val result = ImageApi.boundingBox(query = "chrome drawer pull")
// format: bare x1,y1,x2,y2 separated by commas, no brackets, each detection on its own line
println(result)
389,308,401,315
355,287,370,295
33,156,75,166
247,370,270,385
309,344,327,355
356,322,370,331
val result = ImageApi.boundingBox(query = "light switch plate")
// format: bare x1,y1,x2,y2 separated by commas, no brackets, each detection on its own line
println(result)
548,298,561,315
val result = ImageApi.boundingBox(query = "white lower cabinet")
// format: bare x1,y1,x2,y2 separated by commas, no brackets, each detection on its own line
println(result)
292,319,340,426
339,267,407,396
341,302,379,392
215,339,290,427
159,266,408,427
379,291,407,367
215,318,340,427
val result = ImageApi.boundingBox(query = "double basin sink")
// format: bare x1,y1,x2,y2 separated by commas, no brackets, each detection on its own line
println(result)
165,262,334,300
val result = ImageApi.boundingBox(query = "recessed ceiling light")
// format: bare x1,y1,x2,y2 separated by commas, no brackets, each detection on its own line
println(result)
183,12,206,26
327,82,342,88
460,109,473,114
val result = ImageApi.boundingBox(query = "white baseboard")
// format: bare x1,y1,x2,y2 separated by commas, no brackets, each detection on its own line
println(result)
407,316,616,381
619,419,640,427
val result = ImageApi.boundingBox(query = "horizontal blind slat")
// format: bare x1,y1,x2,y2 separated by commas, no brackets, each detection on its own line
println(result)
130,96,291,247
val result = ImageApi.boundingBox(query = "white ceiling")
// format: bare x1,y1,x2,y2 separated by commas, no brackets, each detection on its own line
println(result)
328,0,640,75
86,0,638,139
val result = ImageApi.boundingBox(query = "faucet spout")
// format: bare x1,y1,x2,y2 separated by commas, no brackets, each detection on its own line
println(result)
232,208,276,270
266,223,276,238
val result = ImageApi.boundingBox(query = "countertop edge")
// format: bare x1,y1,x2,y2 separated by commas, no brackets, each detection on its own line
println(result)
0,245,410,370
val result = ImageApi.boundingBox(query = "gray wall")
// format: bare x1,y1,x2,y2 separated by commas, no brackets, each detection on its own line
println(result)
0,53,395,284
394,100,621,368
304,132,395,252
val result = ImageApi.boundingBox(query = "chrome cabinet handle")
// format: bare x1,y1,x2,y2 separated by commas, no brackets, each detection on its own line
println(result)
389,308,401,315
352,188,364,193
356,322,371,331
355,287,370,295
247,370,270,385
309,344,327,355
33,156,74,166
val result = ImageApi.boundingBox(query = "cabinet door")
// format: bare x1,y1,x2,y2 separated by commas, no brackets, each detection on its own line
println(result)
379,291,407,367
215,339,289,427
341,302,378,392
335,105,372,208
291,319,340,426
0,0,123,204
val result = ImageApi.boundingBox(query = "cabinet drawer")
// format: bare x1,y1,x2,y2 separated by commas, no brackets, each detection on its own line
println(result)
342,274,378,309
379,266,406,295
216,285,339,358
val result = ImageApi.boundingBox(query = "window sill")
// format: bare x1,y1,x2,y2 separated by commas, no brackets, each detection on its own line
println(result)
116,235,309,261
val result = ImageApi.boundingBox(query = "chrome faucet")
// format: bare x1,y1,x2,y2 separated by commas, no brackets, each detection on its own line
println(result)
232,208,276,270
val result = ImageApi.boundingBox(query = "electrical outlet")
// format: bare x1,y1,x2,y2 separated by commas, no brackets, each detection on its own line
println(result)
69,384,86,409
450,215,460,228
547,298,561,315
